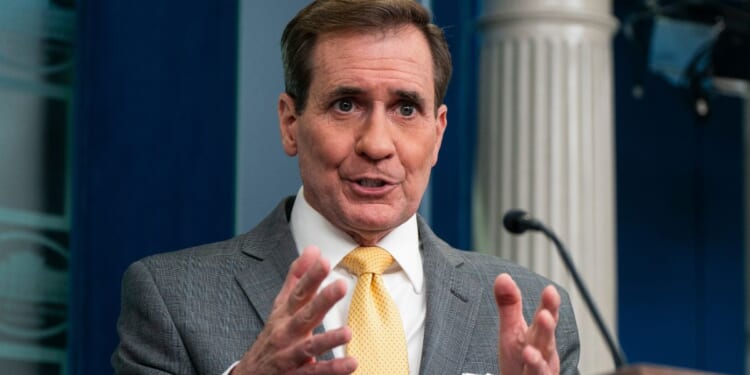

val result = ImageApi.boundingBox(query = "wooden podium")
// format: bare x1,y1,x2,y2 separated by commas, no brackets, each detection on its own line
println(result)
611,364,723,375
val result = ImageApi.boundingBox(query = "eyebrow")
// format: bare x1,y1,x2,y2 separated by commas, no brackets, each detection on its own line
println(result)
323,86,427,108
324,86,365,102
393,89,426,108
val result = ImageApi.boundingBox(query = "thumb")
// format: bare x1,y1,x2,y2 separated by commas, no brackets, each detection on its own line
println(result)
495,274,528,375
494,273,526,331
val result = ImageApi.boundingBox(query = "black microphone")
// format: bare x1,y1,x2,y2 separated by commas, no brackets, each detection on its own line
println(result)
502,209,628,369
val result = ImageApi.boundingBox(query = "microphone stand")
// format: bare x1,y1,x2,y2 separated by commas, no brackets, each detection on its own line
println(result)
503,210,628,369
535,223,628,369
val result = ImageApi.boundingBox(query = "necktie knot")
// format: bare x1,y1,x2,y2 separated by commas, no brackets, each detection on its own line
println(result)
341,246,393,276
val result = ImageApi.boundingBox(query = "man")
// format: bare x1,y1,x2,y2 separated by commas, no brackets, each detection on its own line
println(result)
113,1,580,374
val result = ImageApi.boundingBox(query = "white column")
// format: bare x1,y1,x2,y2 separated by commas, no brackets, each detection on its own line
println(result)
473,1,618,373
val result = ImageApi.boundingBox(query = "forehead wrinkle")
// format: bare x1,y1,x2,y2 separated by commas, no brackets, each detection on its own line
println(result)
327,66,429,92
315,44,432,86
310,25,437,106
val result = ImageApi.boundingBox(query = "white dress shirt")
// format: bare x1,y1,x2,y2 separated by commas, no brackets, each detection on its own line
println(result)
290,187,426,375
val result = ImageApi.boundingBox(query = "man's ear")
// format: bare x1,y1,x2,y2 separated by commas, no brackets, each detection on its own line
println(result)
431,104,448,166
278,93,298,156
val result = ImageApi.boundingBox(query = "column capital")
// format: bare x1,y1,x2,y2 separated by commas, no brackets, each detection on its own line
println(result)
479,0,618,32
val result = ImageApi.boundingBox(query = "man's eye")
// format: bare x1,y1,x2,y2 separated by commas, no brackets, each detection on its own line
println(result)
399,103,416,117
334,99,354,112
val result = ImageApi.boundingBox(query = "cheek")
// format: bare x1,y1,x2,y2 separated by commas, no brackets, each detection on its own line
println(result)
401,140,438,180
299,127,350,168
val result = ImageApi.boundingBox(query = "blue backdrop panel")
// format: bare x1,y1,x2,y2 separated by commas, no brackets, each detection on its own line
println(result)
614,3,745,373
698,97,745,373
70,2,238,374
429,0,479,250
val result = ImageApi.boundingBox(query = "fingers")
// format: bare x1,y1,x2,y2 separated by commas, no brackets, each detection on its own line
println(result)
539,285,561,323
274,246,321,309
286,326,352,366
496,274,561,375
279,246,346,336
290,356,357,375
236,246,351,374
526,308,558,362
289,279,347,333
521,346,557,375
527,286,560,360
524,285,561,375
287,253,331,314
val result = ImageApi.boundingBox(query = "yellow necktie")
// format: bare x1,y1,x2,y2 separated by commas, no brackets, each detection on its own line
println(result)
341,246,410,374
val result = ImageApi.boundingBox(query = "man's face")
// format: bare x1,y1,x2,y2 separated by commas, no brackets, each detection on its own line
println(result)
278,25,447,244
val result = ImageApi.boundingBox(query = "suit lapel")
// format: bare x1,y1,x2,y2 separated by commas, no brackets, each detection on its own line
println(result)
234,246,294,325
417,219,485,375
234,198,298,324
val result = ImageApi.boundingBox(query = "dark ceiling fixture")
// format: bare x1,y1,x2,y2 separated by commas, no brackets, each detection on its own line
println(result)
623,0,750,119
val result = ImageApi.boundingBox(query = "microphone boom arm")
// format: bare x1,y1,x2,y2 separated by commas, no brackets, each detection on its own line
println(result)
536,223,628,369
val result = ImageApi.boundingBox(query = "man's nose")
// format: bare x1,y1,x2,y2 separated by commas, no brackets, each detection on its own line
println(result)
354,107,395,161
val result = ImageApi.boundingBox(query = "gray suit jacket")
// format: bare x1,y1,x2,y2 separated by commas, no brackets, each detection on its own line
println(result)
113,198,580,374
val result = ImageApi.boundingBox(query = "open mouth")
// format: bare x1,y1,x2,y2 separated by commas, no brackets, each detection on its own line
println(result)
357,178,386,188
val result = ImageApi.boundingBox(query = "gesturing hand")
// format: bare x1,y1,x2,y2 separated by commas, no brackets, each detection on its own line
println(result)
232,246,357,375
495,273,561,375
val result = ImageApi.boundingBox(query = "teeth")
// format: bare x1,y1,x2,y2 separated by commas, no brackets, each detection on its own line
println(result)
358,179,385,187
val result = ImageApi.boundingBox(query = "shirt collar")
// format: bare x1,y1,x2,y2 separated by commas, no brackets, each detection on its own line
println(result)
289,187,423,293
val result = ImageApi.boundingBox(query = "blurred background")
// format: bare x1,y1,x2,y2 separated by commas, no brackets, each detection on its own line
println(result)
0,0,746,374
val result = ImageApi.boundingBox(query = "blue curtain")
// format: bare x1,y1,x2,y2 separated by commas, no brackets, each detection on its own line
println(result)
69,2,238,373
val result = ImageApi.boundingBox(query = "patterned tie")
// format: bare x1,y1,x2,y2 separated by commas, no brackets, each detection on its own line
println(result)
340,246,410,374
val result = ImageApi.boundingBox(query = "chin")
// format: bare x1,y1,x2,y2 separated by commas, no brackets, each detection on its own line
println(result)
344,211,406,233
